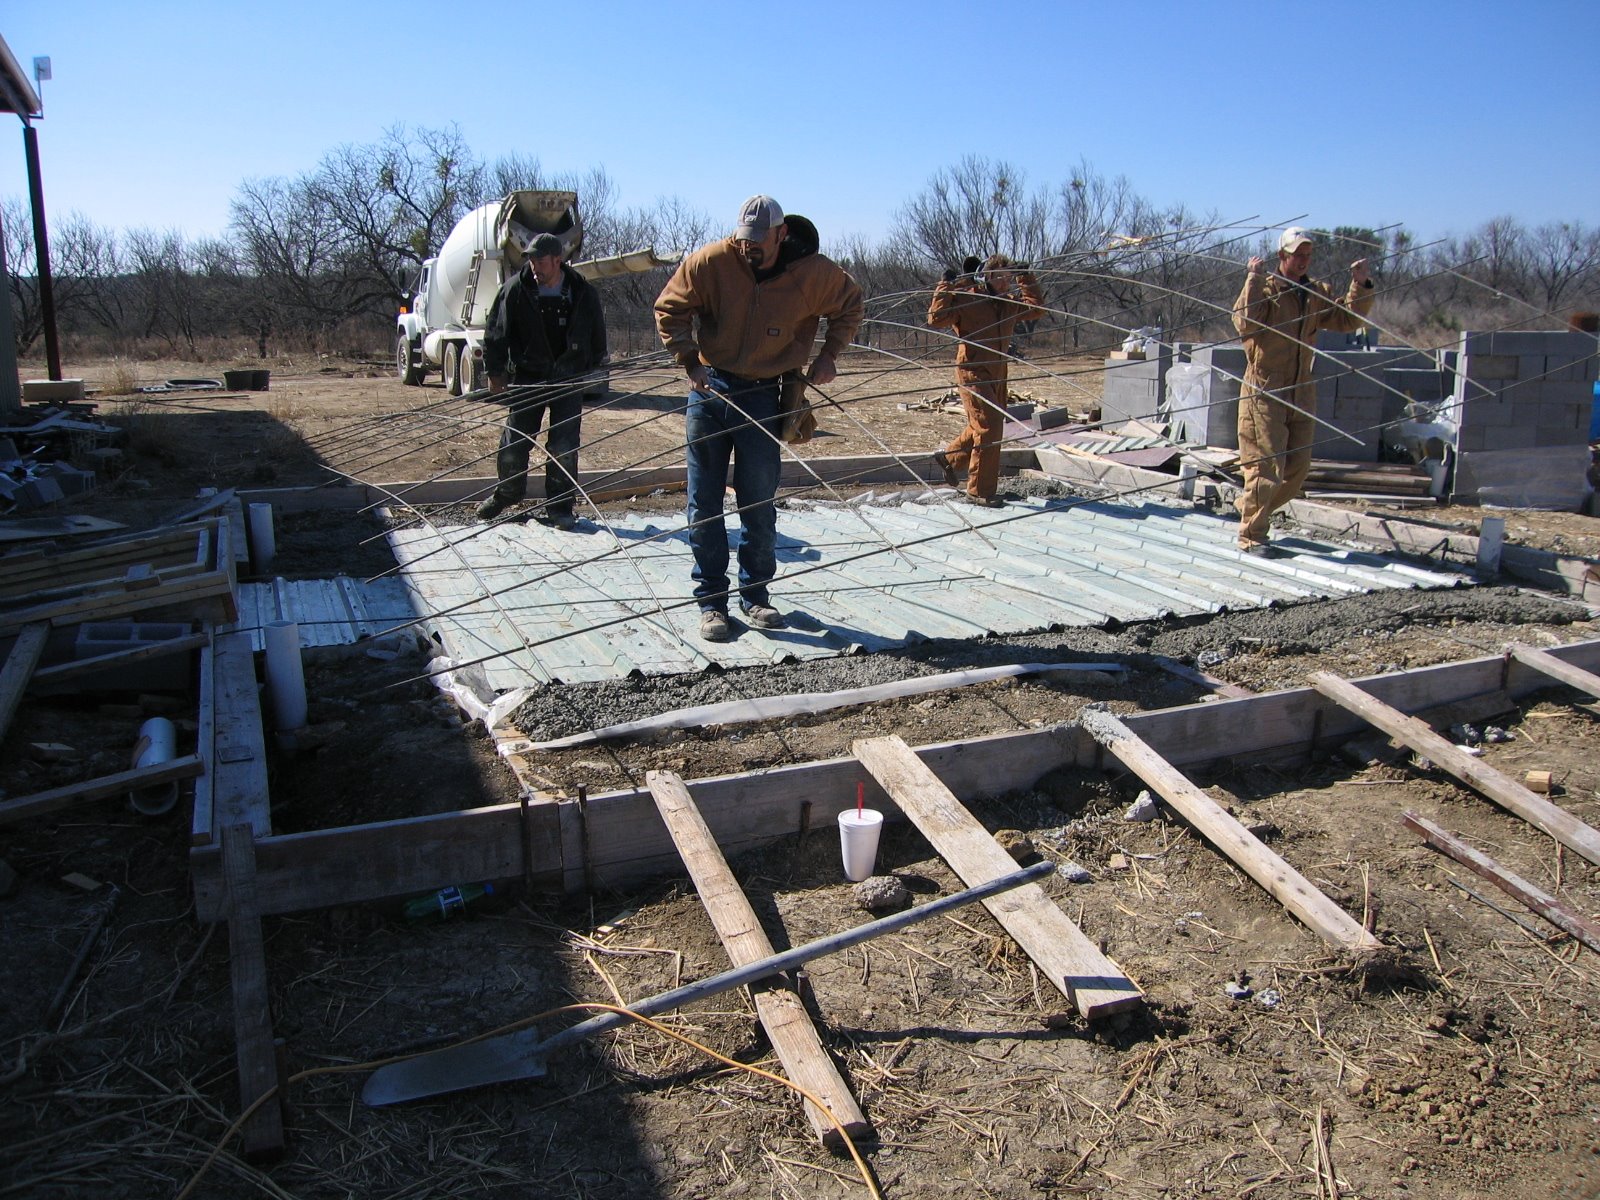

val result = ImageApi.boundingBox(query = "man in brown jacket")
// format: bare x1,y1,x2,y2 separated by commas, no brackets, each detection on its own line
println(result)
655,195,863,642
1232,227,1374,554
927,255,1045,506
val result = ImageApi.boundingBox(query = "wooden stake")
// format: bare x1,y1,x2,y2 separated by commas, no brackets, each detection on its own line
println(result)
646,770,870,1152
1402,811,1600,955
1078,707,1382,954
1312,671,1600,870
852,735,1144,1018
1507,642,1600,700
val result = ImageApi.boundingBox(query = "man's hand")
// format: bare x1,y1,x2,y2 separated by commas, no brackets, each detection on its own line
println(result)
488,374,508,396
1350,258,1371,286
806,354,837,387
687,363,710,391
1248,256,1266,276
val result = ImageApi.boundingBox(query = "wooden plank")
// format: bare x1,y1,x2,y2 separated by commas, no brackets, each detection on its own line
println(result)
1507,643,1600,700
647,770,870,1151
31,631,206,684
0,570,236,636
211,632,271,839
1079,708,1381,954
1311,671,1600,870
221,824,285,1158
184,639,1600,919
0,621,50,741
0,514,125,543
192,639,217,847
1150,654,1254,700
0,754,205,825
851,734,1144,1019
1402,811,1600,954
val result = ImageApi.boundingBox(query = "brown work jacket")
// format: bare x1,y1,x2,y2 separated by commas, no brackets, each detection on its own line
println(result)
1232,271,1375,406
926,272,1046,375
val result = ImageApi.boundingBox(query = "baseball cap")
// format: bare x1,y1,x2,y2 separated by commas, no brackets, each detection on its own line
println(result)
1278,227,1314,255
527,232,565,259
734,195,783,241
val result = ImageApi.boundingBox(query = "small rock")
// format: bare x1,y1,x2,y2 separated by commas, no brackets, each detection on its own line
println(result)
1173,918,1189,935
853,875,910,914
1256,988,1282,1009
1197,649,1228,668
1057,862,1092,883
1449,723,1482,746
993,829,1038,863
1224,980,1252,1001
1483,725,1512,743
1123,792,1159,822
1107,853,1130,871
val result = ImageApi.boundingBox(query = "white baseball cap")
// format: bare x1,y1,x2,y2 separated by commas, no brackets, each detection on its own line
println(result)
1278,227,1314,255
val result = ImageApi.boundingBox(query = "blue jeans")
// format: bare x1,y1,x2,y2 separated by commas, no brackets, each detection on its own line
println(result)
685,369,783,612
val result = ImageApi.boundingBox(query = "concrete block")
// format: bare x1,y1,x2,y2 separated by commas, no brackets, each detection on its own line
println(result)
1487,331,1573,355
1507,401,1544,426
1542,381,1592,406
43,463,96,497
1474,399,1516,427
1458,425,1487,452
1544,356,1596,384
1387,367,1447,403
1518,355,1546,381
13,476,65,508
1536,426,1583,447
1465,354,1518,380
1336,371,1383,399
20,378,87,403
1495,425,1538,449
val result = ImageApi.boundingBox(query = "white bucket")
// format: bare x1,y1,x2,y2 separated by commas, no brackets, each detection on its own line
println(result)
838,809,884,882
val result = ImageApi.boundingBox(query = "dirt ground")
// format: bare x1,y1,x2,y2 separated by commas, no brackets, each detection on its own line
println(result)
4,352,1600,1199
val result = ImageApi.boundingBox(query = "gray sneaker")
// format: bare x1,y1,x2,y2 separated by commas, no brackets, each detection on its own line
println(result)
699,610,731,642
741,603,786,630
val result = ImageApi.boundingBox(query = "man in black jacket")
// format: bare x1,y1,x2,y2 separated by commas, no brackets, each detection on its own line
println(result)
476,233,606,528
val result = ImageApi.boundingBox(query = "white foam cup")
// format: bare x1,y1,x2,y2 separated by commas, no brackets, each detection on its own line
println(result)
838,808,884,882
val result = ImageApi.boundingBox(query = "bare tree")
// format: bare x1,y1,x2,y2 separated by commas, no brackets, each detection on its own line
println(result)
892,156,1053,269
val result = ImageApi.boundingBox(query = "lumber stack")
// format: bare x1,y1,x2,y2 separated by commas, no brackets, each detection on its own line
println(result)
1302,460,1433,499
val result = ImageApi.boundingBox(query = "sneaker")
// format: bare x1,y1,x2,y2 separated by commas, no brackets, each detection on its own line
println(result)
475,495,512,521
740,603,786,630
699,610,731,642
931,450,958,487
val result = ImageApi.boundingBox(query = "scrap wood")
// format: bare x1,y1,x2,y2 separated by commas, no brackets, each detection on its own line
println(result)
0,754,204,826
0,621,50,741
1312,671,1600,870
1402,811,1600,954
1507,642,1600,700
1077,707,1382,955
31,630,207,685
851,734,1144,1018
645,769,869,1151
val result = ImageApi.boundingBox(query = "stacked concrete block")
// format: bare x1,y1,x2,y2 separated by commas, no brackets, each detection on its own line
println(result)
1100,343,1174,425
1452,331,1597,455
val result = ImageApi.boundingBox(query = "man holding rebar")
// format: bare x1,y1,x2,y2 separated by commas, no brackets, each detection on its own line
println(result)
926,255,1045,507
475,232,607,529
655,195,863,643
1232,227,1374,554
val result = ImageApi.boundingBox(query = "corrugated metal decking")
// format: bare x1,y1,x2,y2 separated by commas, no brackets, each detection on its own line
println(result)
376,495,1470,690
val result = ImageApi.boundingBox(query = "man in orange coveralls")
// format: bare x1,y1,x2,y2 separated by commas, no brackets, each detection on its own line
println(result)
927,255,1045,507
1232,227,1374,554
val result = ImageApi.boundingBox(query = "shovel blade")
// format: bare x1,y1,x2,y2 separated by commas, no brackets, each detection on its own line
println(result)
362,1026,548,1106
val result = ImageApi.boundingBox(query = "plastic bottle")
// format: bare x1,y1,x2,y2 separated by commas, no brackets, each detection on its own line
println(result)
402,882,494,923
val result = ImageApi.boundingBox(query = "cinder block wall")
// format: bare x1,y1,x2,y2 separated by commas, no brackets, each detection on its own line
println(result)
1452,331,1597,454
1100,344,1174,424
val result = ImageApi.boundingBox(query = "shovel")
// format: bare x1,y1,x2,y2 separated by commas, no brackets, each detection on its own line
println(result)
363,860,1053,1105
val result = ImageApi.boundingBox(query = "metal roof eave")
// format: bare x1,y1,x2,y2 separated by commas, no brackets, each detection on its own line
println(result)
0,35,41,118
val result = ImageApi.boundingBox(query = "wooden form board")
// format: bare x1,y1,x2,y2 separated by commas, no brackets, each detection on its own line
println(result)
221,824,285,1157
1402,811,1600,954
647,770,870,1150
0,755,204,826
1311,671,1600,870
187,637,1600,922
1078,707,1381,954
31,630,206,685
852,735,1144,1019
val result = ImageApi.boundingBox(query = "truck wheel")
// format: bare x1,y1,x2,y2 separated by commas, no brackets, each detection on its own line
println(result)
397,333,423,386
443,342,462,396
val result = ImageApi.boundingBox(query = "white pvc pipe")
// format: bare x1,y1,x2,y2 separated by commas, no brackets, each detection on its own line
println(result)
264,620,308,732
248,502,276,574
128,716,179,816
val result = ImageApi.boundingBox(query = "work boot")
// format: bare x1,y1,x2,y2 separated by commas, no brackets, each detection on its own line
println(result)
931,450,958,487
475,495,512,521
544,510,580,532
699,610,731,642
1239,541,1275,558
964,494,1004,509
740,603,786,630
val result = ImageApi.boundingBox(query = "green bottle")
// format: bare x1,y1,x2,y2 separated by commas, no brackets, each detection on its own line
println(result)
402,882,494,922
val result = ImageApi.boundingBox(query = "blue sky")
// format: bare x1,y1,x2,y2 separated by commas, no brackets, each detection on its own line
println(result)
2,0,1596,250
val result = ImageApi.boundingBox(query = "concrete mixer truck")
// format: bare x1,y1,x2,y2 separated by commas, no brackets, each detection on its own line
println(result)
395,189,676,394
